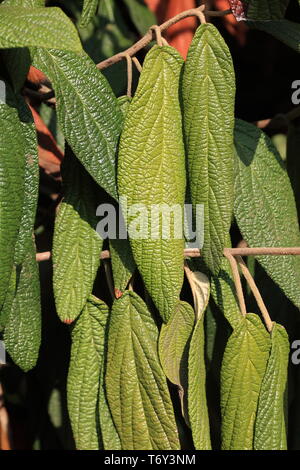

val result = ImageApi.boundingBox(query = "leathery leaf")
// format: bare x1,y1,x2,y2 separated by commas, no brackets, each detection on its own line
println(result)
118,45,186,323
182,23,235,275
0,86,25,308
234,119,300,309
254,323,289,450
0,6,81,51
185,269,211,449
158,301,194,423
221,313,271,450
106,291,180,450
247,0,290,20
14,96,39,264
53,149,103,324
33,48,123,200
109,95,135,298
80,0,100,27
67,295,111,450
110,237,135,298
3,238,41,372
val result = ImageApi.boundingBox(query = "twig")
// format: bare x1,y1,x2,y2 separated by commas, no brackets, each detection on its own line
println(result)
255,106,300,130
236,255,273,332
223,247,300,256
35,246,300,263
23,87,55,103
151,25,163,46
132,56,142,73
125,54,133,97
97,6,231,70
224,252,247,317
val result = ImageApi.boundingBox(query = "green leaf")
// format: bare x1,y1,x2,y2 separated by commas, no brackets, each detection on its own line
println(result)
109,95,135,297
99,351,121,450
14,96,39,264
106,291,180,450
182,24,235,275
0,87,25,308
1,48,31,92
3,238,41,372
234,119,300,310
254,323,289,450
122,0,157,35
117,95,131,116
249,20,300,53
2,0,44,5
33,48,123,200
0,265,16,332
53,149,103,324
39,102,64,152
158,301,194,423
110,237,135,297
118,45,186,323
247,0,290,20
67,296,109,450
221,313,270,450
0,6,82,52
287,121,300,220
184,269,211,450
159,300,194,387
210,235,242,330
80,0,100,27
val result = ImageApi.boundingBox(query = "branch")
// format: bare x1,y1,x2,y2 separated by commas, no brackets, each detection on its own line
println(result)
255,106,300,130
36,246,300,262
96,6,232,71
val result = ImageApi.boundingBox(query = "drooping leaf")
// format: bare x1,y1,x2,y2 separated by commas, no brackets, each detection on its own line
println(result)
159,300,194,387
53,149,103,324
39,102,65,153
117,95,131,116
109,238,135,298
0,265,16,332
182,24,235,275
14,96,39,264
109,95,135,298
234,119,300,310
33,49,123,199
0,85,25,308
118,45,186,323
221,313,270,450
67,296,109,450
74,0,133,96
3,238,41,372
106,291,180,450
122,0,157,35
254,323,289,450
158,301,194,423
247,0,289,19
184,269,211,450
99,351,121,450
0,6,82,52
80,0,100,27
249,20,300,53
1,48,31,92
